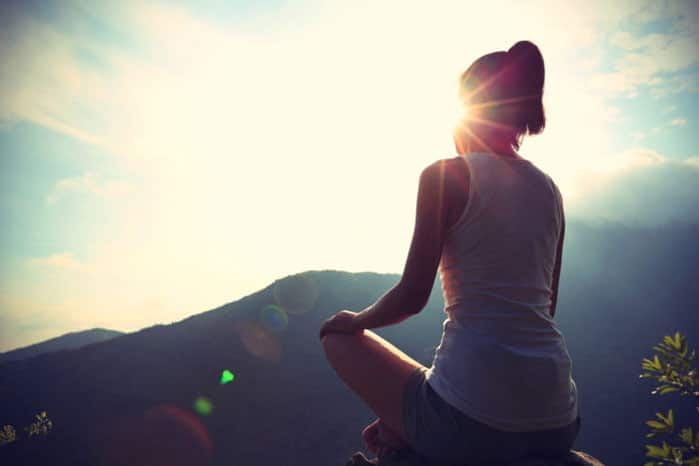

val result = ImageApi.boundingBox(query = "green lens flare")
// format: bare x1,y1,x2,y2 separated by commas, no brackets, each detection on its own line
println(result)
193,397,213,416
260,304,288,333
220,369,235,385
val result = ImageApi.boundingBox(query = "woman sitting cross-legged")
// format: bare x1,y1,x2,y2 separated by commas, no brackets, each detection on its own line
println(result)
319,40,580,465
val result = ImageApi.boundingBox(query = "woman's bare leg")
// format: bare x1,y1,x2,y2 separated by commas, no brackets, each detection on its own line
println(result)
321,329,426,443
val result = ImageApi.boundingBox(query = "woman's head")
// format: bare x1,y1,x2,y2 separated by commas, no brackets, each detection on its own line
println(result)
456,40,545,151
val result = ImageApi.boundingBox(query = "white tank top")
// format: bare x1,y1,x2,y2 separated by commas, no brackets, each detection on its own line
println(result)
425,152,578,432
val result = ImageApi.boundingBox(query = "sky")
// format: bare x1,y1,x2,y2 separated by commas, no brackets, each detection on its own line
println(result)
0,0,697,351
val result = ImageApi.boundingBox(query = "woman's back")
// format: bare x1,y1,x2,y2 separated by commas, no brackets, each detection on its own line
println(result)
426,152,578,432
323,39,581,465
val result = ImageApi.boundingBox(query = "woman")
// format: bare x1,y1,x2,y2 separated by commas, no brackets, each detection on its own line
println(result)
319,40,580,465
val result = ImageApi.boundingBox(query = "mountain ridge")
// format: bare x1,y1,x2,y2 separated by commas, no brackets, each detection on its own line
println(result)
0,328,124,365
1,221,697,466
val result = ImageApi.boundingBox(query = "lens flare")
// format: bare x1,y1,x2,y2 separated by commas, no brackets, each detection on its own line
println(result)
193,397,213,416
453,96,471,126
145,405,213,452
101,405,213,466
220,369,235,385
272,273,319,315
259,304,288,333
233,320,283,362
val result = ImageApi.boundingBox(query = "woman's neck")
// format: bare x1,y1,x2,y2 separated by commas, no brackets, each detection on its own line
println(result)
467,139,518,158
454,126,520,158
456,138,520,158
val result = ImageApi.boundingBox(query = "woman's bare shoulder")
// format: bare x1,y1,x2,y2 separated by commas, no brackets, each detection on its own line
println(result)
421,156,469,180
419,157,469,229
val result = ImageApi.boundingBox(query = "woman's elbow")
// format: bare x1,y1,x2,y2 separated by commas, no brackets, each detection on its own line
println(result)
398,283,430,314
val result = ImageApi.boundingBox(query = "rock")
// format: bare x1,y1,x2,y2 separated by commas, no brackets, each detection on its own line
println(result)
346,449,605,466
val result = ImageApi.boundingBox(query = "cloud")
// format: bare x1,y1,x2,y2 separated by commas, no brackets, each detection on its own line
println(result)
46,172,133,205
591,1,698,97
567,151,699,225
630,116,690,139
27,252,87,271
0,8,109,132
2,0,698,351
603,148,666,172
632,131,646,142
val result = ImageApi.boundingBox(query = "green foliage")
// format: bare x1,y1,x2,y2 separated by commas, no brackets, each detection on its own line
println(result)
25,411,53,437
0,412,52,447
0,425,17,445
641,332,698,398
641,332,699,466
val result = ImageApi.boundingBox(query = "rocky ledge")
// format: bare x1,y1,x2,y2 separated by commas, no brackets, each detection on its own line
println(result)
346,449,604,466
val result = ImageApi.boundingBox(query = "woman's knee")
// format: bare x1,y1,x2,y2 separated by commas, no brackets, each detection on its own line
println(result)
321,332,358,359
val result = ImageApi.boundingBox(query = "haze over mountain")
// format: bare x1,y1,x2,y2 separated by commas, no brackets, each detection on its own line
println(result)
0,328,123,364
0,220,696,466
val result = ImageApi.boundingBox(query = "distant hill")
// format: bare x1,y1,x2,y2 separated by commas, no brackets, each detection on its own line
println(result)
0,221,696,466
0,328,124,365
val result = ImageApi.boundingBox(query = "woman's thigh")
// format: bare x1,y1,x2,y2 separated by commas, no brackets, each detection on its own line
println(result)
321,329,426,441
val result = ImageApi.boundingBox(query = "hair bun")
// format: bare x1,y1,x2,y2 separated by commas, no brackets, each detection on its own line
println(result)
506,41,545,93
507,40,540,60
506,40,546,136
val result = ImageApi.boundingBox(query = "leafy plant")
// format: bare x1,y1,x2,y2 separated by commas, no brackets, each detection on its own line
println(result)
0,425,17,445
640,332,698,465
25,411,53,437
0,412,52,447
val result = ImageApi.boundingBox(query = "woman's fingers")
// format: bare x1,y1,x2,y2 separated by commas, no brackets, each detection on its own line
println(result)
319,312,358,339
361,418,408,458
366,442,378,455
319,317,338,339
362,419,381,455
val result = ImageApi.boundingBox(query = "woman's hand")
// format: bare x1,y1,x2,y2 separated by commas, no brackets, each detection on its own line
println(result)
362,419,382,455
362,418,408,457
319,310,361,340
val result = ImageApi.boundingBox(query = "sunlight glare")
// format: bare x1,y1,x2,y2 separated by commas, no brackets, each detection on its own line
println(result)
453,97,470,129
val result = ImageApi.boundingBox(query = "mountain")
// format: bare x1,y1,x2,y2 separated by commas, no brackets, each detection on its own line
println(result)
0,328,124,365
0,221,696,466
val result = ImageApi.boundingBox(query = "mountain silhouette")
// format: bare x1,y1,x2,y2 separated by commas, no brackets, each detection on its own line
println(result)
0,328,124,365
0,221,696,466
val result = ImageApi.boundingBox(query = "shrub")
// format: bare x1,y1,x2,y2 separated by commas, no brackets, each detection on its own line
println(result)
0,425,16,446
0,412,52,447
640,332,698,465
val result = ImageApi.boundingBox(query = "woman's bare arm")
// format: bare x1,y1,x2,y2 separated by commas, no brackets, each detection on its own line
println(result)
354,159,464,330
550,217,565,318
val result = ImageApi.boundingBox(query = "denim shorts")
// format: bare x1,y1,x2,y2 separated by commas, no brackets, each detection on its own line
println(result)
402,367,581,465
